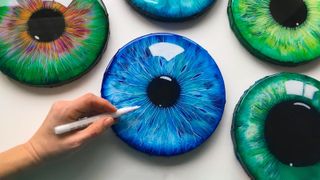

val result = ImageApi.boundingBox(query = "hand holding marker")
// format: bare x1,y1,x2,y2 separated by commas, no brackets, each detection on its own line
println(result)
54,106,140,135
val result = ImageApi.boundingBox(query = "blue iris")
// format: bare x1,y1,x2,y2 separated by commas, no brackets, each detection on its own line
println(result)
128,0,215,21
101,33,226,156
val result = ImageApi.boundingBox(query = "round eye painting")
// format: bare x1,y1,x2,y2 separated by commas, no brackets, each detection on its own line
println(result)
101,33,226,156
228,0,320,66
233,72,320,179
127,0,215,21
0,0,109,86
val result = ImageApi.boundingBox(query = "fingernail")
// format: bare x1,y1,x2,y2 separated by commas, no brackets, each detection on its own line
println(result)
103,117,114,126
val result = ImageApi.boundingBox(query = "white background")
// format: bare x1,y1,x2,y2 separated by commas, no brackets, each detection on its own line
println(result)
0,0,319,179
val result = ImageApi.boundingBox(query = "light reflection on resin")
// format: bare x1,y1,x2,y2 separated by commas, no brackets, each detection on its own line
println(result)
228,0,320,65
0,0,109,86
233,72,320,179
128,0,215,21
101,33,226,156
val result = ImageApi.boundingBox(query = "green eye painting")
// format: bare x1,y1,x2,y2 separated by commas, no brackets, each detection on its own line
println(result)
0,0,109,86
228,0,320,66
233,73,320,179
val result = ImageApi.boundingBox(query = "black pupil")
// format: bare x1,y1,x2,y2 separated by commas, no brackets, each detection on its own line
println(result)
265,100,320,167
147,76,181,107
27,8,65,42
269,0,307,28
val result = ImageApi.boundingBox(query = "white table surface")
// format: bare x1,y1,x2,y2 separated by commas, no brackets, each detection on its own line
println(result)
0,0,319,179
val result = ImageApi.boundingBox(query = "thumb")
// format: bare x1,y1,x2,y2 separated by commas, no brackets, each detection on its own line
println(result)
73,117,115,143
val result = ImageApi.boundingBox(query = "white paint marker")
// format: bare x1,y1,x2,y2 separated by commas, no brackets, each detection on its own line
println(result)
54,106,140,135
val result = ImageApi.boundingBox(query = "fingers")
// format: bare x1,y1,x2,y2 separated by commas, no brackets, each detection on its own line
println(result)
70,117,115,145
67,93,117,119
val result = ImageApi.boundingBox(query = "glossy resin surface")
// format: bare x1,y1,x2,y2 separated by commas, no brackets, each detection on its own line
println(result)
128,0,215,21
233,72,320,179
0,0,109,86
228,0,320,65
101,33,226,156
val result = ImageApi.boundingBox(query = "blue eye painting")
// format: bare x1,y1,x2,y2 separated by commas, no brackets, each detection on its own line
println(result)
127,0,215,21
101,33,226,156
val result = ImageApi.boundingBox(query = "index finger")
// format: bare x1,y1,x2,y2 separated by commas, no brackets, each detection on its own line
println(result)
68,93,117,119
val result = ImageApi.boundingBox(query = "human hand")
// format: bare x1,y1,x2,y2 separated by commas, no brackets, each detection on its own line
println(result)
24,93,117,162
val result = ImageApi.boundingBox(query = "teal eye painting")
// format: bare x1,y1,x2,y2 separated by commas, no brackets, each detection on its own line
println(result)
127,0,215,21
101,33,226,156
233,72,320,179
0,0,109,86
228,0,320,66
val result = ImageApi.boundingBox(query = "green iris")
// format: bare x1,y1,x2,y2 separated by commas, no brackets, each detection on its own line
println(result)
0,0,109,86
233,73,320,179
228,0,320,66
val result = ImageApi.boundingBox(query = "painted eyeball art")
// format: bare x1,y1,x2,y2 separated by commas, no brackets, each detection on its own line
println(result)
228,0,320,66
127,0,215,21
233,73,320,179
101,33,226,156
0,0,109,86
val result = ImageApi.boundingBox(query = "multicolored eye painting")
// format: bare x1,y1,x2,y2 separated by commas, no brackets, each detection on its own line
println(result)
127,0,215,21
233,73,320,179
0,0,109,86
228,0,320,66
101,33,226,156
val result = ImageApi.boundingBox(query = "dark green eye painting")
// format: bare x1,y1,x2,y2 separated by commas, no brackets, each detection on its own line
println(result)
233,73,320,179
228,0,320,66
0,0,109,86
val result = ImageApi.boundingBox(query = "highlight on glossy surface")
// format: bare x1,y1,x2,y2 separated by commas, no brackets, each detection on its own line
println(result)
127,0,215,21
228,0,320,65
233,72,320,179
101,33,226,156
0,0,109,86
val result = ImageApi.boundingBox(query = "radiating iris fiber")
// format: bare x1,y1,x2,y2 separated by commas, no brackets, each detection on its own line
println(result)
128,0,215,21
228,0,320,65
101,33,226,156
233,73,320,179
0,0,109,86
